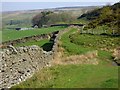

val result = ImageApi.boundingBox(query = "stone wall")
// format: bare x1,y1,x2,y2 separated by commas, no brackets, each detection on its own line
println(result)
113,47,120,65
0,45,53,88
1,33,52,48
0,26,76,89
50,24,84,27
51,27,71,58
0,27,68,89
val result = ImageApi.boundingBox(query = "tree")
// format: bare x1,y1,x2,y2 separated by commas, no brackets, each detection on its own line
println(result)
32,11,76,28
32,11,53,28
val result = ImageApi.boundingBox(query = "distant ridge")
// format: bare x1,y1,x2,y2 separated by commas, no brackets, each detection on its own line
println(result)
54,6,101,9
2,5,100,13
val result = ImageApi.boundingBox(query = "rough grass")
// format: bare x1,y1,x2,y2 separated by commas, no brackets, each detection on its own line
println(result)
2,12,39,28
11,64,118,88
2,26,65,42
60,27,119,61
70,33,120,50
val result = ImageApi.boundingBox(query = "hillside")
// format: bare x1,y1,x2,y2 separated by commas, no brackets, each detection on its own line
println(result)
78,2,120,21
78,2,120,35
2,6,97,29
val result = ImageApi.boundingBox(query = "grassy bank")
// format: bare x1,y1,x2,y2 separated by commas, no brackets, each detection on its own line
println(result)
60,27,119,63
60,27,93,56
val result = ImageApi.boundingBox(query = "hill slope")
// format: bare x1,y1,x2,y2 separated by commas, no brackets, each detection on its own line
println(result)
78,2,120,35
2,6,97,29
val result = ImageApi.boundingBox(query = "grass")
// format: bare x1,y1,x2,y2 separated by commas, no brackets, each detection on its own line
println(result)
15,39,49,47
70,33,120,50
11,64,118,88
60,28,93,56
2,26,65,42
3,9,119,88
60,27,119,65
60,27,119,60
15,39,55,51
15,39,54,51
60,26,119,66
2,12,38,28
10,27,119,88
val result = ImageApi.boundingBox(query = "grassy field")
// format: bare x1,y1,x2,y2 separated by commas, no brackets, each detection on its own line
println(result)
12,64,118,88
70,33,120,50
2,11,41,28
60,27,120,62
60,28,93,56
3,6,119,88
15,39,49,47
15,39,54,51
11,27,119,88
2,26,65,42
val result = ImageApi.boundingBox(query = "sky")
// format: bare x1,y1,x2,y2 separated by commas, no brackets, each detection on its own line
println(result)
1,0,119,12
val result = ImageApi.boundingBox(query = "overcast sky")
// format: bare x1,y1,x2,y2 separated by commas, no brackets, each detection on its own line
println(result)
1,0,119,11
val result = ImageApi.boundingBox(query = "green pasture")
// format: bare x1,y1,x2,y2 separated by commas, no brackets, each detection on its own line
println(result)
12,64,118,88
2,26,65,42
11,27,119,88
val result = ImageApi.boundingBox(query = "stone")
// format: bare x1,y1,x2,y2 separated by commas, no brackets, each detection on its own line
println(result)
22,58,27,62
0,29,65,89
8,45,18,54
23,48,28,52
5,49,11,55
18,70,24,74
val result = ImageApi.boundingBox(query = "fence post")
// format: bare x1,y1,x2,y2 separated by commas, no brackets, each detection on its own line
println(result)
112,29,115,35
81,25,84,34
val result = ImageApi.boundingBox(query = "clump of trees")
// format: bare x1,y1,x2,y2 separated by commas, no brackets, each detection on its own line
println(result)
32,11,76,28
32,11,53,28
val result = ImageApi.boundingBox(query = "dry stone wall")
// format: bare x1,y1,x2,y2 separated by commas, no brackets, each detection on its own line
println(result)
1,33,52,48
0,26,76,89
113,47,120,65
51,26,75,58
0,30,61,89
0,45,53,88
